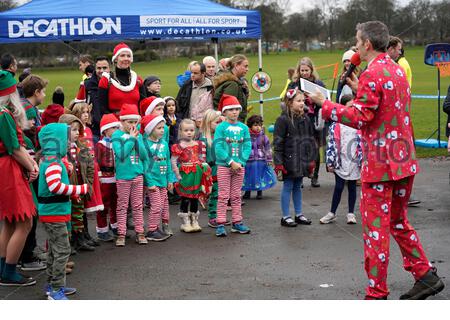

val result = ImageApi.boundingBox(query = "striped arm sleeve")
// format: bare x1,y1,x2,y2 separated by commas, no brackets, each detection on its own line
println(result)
199,140,207,162
45,162,89,196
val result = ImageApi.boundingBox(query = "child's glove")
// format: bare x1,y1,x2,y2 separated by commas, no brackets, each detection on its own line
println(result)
274,164,287,175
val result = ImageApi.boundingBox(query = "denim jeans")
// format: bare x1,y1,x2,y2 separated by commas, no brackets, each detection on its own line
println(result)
281,177,303,218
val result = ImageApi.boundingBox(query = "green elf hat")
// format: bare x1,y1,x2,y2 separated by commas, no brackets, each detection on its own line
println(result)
23,101,37,120
0,70,17,97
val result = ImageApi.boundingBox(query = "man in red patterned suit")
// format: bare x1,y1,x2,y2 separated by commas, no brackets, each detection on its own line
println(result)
309,21,444,300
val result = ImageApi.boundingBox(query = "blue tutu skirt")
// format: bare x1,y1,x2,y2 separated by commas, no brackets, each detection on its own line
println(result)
242,160,277,191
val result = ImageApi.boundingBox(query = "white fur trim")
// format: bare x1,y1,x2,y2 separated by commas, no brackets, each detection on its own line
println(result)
221,104,242,112
145,97,165,115
119,114,141,121
97,140,113,148
99,176,116,184
96,226,109,233
112,47,133,63
84,204,104,213
100,121,120,134
144,115,165,134
102,70,138,93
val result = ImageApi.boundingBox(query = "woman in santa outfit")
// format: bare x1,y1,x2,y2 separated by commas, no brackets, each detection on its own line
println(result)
98,43,145,116
0,71,38,286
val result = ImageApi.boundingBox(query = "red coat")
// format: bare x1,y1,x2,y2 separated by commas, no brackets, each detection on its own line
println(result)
322,53,419,183
98,71,143,112
96,139,116,183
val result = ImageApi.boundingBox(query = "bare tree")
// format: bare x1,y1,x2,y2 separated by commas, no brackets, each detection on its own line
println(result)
0,0,16,12
320,0,342,51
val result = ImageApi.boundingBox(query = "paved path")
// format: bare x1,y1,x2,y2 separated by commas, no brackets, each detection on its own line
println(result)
1,158,449,299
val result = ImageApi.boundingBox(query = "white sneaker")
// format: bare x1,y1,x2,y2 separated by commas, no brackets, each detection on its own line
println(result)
320,212,336,224
346,213,357,224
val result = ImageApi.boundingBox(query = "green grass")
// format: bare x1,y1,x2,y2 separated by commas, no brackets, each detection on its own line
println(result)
34,46,450,158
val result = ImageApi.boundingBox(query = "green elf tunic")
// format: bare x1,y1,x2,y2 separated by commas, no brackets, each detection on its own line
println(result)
171,141,212,199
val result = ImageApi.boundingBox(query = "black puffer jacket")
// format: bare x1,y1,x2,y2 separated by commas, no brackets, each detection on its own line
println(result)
273,112,317,179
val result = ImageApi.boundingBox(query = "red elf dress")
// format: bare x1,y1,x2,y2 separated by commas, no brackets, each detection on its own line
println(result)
0,107,36,222
82,126,104,213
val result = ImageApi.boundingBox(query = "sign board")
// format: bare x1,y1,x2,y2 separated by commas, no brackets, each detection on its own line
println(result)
251,71,272,93
424,43,450,66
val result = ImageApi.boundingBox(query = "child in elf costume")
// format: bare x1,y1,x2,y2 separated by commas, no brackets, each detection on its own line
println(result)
95,114,120,241
38,123,89,299
58,114,96,252
171,119,212,233
112,104,148,247
141,114,177,241
213,94,252,237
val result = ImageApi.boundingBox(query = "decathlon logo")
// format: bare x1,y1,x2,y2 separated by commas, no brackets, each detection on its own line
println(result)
8,17,122,38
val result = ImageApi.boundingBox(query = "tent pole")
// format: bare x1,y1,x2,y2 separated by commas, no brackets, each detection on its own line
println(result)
437,68,441,147
214,41,219,65
258,38,263,117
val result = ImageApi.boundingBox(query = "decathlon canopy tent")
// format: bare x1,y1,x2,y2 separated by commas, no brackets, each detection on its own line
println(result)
0,0,266,115
0,0,261,43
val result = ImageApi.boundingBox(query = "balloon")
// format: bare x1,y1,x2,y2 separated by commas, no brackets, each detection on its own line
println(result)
268,124,274,133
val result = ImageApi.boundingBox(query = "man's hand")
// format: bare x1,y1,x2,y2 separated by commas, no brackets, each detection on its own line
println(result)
346,72,359,93
306,88,326,107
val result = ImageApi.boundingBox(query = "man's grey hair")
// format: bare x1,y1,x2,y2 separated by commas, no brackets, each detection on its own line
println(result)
203,56,216,64
356,21,389,52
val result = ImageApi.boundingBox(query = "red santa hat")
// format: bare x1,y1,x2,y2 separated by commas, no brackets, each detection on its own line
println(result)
100,114,121,135
139,96,165,116
218,94,241,113
112,43,133,63
140,114,165,135
119,103,141,121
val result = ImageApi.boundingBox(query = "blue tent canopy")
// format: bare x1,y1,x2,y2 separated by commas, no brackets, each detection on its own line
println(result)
0,0,261,43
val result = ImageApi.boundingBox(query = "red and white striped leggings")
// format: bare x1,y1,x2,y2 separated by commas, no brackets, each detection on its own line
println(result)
116,175,144,236
216,166,245,225
147,187,169,232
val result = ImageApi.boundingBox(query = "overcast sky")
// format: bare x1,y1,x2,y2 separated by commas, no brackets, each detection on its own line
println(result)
287,0,423,12
14,0,431,12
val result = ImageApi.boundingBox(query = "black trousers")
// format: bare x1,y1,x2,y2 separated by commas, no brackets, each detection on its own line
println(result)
180,197,198,213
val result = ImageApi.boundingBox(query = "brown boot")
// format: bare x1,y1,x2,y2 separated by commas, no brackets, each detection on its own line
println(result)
399,268,445,300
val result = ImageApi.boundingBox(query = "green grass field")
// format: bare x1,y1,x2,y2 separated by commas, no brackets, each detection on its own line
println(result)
34,46,450,157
